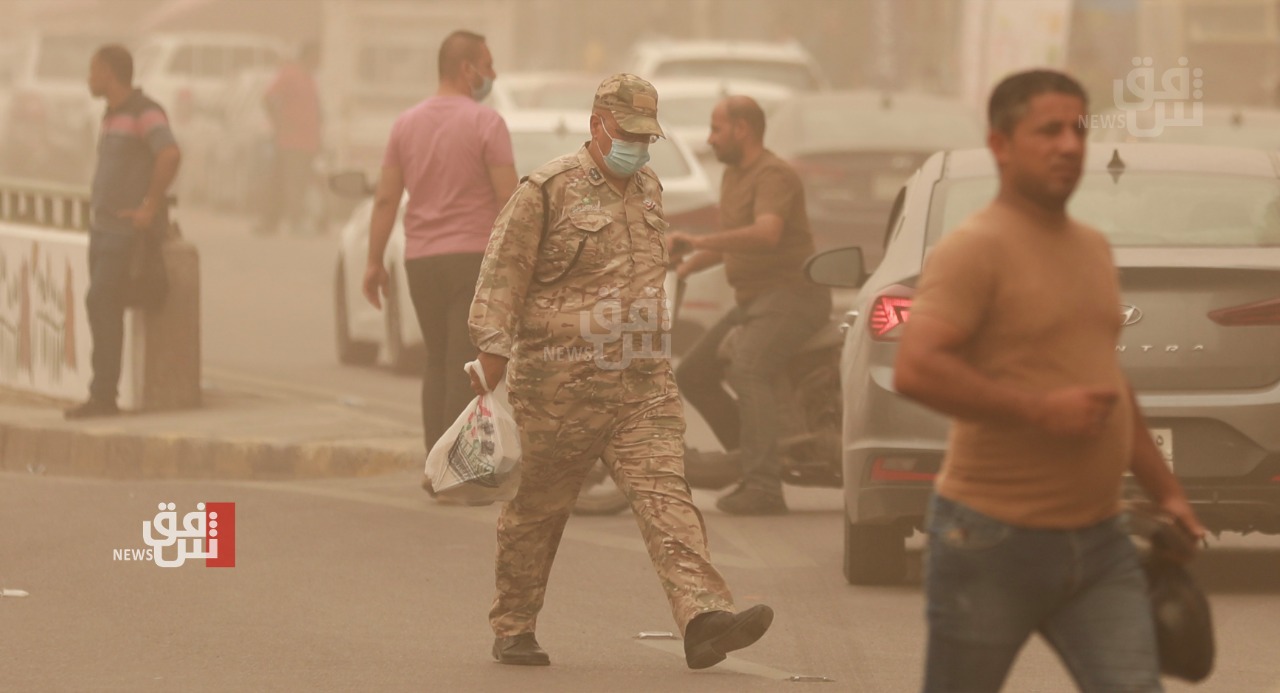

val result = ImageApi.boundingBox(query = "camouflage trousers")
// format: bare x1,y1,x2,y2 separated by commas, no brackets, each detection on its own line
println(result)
490,388,736,638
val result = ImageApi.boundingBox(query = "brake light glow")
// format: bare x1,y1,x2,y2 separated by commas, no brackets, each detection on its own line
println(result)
869,295,912,340
869,458,936,482
1208,297,1280,326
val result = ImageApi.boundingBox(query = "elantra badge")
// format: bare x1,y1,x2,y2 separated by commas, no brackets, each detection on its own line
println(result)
1120,305,1143,326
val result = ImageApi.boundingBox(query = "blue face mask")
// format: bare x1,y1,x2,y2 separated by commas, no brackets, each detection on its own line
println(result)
469,66,493,102
594,115,651,178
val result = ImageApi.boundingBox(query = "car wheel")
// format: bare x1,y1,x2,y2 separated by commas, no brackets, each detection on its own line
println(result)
334,259,377,366
843,512,907,585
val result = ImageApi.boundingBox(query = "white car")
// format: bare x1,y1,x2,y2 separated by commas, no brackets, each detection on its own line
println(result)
625,39,829,92
330,109,719,370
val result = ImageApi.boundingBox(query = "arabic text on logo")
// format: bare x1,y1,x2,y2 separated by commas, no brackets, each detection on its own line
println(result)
1109,57,1204,138
113,501,236,568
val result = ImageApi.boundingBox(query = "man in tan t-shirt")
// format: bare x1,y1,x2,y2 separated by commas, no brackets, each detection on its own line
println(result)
667,96,831,515
894,70,1205,693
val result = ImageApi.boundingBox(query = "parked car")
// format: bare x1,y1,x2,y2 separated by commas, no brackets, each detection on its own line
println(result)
625,39,829,92
808,143,1280,585
0,31,119,186
767,91,984,264
330,109,719,370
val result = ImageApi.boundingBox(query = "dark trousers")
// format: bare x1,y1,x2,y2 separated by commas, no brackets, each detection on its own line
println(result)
676,285,830,492
86,231,135,403
405,252,485,452
260,148,314,232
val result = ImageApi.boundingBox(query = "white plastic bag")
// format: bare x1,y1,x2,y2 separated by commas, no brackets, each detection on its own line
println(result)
423,360,521,505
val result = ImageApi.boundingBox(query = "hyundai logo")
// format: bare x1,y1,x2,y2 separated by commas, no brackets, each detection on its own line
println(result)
1120,305,1143,326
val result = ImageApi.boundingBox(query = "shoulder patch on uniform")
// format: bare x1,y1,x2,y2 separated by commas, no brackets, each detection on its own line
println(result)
526,154,581,187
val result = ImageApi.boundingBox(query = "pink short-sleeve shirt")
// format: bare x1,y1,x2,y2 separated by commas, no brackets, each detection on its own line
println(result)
383,96,514,259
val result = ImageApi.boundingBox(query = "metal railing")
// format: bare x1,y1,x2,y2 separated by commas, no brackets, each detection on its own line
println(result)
0,178,178,233
0,178,92,232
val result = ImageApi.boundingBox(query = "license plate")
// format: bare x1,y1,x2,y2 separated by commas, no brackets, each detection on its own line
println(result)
1149,428,1174,469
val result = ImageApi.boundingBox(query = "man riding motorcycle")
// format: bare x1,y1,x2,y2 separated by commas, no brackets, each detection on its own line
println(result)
667,96,832,515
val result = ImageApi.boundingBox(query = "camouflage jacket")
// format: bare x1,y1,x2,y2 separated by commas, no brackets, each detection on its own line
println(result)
469,145,675,402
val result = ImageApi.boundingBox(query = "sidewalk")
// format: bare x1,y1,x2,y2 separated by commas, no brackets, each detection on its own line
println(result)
0,384,422,481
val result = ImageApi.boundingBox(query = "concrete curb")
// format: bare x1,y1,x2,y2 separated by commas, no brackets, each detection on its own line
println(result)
0,419,422,480
0,386,424,481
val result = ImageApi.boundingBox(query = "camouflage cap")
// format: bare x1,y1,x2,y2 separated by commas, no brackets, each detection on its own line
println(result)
593,73,665,138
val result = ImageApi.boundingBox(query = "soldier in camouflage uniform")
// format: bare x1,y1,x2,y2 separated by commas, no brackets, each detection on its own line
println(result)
468,74,774,669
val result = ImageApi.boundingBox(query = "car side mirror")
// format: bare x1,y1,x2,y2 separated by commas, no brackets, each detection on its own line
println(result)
328,171,373,198
805,246,867,288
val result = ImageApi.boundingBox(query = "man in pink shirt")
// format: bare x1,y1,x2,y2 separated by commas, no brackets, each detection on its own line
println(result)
363,30,517,452
259,42,322,236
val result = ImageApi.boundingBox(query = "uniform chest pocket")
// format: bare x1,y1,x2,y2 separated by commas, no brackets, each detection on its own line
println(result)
534,210,612,285
643,210,670,266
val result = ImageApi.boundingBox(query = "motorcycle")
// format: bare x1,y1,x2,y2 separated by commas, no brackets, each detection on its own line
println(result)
572,267,845,515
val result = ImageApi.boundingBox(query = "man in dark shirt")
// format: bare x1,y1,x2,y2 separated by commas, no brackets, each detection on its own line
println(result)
65,44,181,419
667,96,831,514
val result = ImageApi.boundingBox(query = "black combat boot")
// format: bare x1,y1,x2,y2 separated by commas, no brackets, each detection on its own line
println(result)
683,605,775,669
492,633,550,666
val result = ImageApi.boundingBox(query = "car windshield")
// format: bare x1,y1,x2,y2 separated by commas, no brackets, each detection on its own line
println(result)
510,131,693,180
652,59,818,91
36,35,106,81
928,173,1280,247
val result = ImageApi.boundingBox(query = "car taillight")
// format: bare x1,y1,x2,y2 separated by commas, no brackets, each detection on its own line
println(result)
869,457,937,482
868,290,913,340
1208,297,1280,326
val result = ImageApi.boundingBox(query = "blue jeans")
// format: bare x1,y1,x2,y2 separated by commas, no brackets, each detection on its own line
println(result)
86,231,135,403
676,284,830,492
923,494,1162,693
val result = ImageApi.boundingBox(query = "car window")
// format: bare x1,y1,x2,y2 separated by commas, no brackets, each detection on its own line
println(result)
258,46,281,69
509,131,692,180
195,46,228,79
928,174,1280,247
168,45,195,77
652,59,819,91
231,47,258,74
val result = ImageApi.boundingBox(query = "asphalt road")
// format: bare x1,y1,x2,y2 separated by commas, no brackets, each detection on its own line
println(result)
3,209,1278,692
